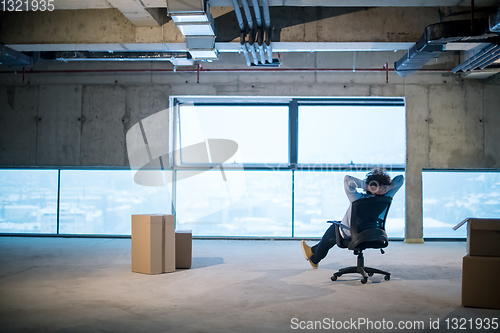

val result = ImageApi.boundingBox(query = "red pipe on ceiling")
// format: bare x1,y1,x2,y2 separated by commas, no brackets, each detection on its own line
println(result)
0,67,451,75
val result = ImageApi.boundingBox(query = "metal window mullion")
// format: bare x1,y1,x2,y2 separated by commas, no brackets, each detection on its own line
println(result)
289,100,298,237
56,169,61,234
289,99,298,168
291,170,295,237
171,99,179,220
172,169,177,228
294,97,405,106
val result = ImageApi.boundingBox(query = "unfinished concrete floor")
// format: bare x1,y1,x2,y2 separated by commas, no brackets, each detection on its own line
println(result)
0,237,499,332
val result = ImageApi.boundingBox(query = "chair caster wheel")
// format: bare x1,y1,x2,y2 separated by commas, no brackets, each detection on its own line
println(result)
361,277,368,284
368,272,374,277
331,275,337,281
384,275,390,281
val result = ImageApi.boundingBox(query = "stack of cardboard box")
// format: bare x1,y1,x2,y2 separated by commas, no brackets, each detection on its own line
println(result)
454,218,500,310
131,214,192,275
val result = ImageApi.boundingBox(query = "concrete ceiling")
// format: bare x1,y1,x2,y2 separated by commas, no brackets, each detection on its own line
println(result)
1,0,499,75
50,0,500,10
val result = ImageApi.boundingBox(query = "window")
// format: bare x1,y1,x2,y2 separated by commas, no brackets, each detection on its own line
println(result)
59,170,172,235
177,104,289,165
294,171,405,238
423,171,500,238
0,169,58,233
175,170,292,236
298,105,405,165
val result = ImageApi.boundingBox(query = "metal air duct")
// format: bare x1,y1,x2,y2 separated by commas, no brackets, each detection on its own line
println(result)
395,15,500,77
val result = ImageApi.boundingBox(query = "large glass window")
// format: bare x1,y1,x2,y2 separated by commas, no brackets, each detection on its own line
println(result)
298,105,405,165
423,171,500,238
178,105,289,165
1,97,407,238
0,169,58,233
294,171,405,238
176,170,292,236
59,170,172,235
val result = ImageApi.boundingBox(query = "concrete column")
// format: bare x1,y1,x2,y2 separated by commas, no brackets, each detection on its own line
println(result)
404,84,429,243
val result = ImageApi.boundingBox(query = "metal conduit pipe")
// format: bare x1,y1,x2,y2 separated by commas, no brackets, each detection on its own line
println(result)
472,45,500,67
259,44,266,64
262,0,271,28
240,0,258,65
251,0,265,63
240,0,253,30
232,0,251,66
231,0,245,31
251,0,262,28
248,43,259,65
266,44,272,63
457,44,500,72
241,43,251,67
262,0,272,63
477,49,500,69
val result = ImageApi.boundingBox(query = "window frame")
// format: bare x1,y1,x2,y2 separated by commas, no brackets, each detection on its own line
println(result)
170,96,406,171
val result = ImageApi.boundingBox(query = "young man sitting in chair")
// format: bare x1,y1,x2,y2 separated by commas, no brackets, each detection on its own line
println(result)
301,168,404,269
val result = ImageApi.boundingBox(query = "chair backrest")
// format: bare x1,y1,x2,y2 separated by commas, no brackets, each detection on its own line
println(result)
348,196,392,250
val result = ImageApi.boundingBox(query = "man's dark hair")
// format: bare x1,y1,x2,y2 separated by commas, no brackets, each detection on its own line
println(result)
366,168,391,187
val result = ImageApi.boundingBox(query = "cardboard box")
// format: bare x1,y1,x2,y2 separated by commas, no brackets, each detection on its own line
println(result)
175,230,192,269
453,218,500,257
131,215,175,275
462,255,500,310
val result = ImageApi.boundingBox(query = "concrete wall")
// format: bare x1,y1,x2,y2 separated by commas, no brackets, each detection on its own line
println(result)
1,52,499,241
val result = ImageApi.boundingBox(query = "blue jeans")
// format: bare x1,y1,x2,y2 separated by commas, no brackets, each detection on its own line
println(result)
310,224,338,265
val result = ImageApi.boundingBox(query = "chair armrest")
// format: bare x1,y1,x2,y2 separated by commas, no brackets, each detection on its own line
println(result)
327,220,350,232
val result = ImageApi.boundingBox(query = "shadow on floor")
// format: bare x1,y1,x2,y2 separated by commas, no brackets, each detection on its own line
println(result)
191,257,224,269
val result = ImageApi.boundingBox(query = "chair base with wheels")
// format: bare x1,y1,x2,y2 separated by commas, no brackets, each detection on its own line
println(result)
330,249,390,284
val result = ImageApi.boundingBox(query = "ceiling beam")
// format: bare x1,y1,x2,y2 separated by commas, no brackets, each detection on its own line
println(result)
107,0,165,27
0,6,469,53
50,0,500,9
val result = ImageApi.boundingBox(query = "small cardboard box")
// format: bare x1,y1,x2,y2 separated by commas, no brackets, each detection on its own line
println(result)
131,214,175,275
462,255,500,310
453,218,500,257
175,230,192,269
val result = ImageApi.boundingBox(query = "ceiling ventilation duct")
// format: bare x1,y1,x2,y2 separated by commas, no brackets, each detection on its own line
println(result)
395,11,500,77
167,0,218,60
452,43,500,76
0,44,33,68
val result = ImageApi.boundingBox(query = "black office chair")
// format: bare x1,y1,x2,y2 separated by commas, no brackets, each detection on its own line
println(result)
328,196,392,284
